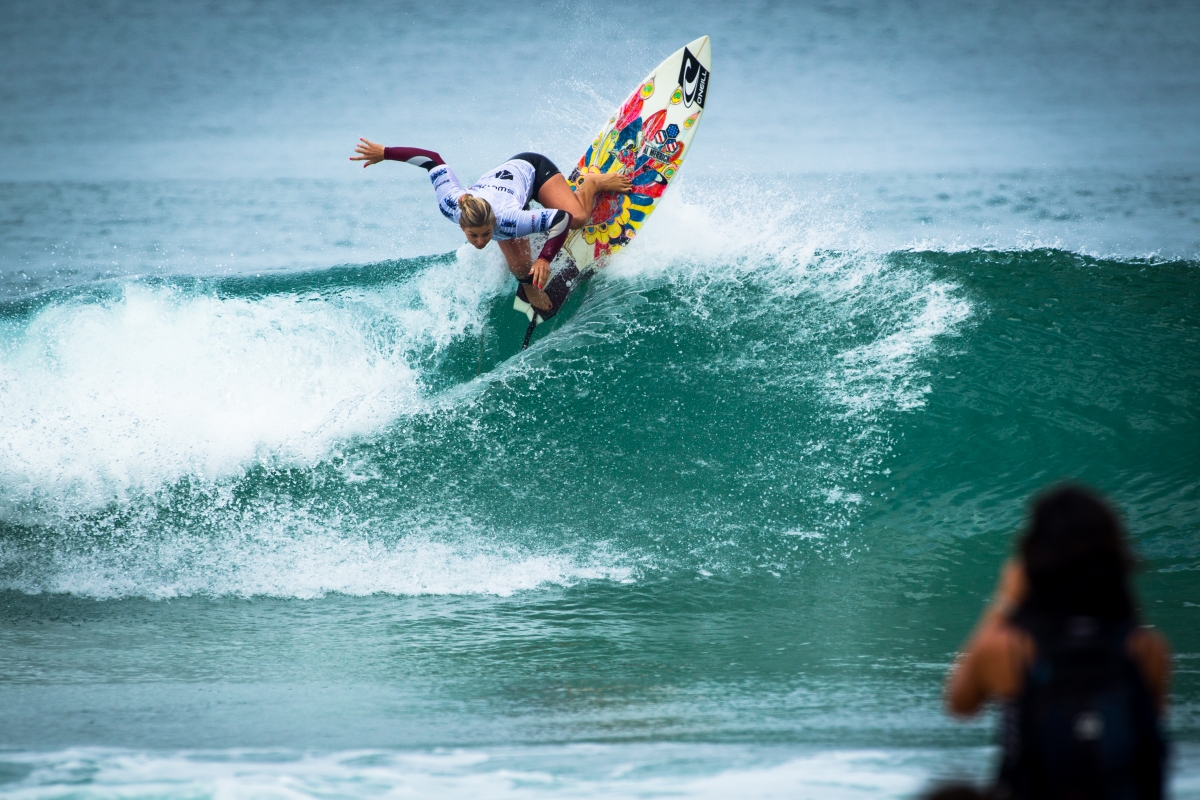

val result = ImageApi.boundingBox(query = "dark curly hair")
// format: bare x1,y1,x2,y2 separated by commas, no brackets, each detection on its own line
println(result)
1014,484,1137,622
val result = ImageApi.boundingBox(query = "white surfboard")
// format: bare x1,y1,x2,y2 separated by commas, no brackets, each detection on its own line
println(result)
515,35,711,326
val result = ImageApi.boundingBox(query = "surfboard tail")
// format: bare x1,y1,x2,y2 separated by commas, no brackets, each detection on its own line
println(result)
513,261,584,324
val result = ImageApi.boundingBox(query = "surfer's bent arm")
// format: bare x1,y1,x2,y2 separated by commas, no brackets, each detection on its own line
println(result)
502,209,570,263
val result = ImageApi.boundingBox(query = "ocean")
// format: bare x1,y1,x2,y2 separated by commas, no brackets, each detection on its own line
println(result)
1,0,1198,797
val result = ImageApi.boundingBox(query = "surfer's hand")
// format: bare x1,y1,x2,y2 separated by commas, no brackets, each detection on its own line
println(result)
531,258,551,290
350,138,385,168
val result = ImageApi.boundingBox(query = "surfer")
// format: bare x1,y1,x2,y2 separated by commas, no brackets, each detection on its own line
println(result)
351,139,631,310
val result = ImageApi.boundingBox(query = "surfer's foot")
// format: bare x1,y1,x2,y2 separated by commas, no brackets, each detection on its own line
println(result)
586,173,632,194
525,284,553,311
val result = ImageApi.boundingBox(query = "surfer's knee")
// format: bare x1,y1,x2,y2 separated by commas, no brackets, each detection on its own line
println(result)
568,212,587,230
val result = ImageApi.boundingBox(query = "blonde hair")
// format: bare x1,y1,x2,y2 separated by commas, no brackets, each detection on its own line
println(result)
458,194,495,230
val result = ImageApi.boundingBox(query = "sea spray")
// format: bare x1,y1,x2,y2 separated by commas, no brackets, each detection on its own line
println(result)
1,236,969,599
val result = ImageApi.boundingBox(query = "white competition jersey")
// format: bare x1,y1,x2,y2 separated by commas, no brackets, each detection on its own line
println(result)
429,159,560,240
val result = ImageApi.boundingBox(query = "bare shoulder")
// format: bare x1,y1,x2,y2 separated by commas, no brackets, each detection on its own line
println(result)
972,619,1033,661
1129,625,1170,653
1128,625,1172,668
1127,624,1172,707
947,615,1034,716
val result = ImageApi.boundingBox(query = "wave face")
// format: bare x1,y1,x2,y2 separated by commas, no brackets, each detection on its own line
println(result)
3,1,1200,794
2,191,1197,603
0,199,981,599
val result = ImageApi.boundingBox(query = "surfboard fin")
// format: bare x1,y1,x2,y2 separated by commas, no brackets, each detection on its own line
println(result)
513,262,590,349
513,293,536,322
520,317,539,350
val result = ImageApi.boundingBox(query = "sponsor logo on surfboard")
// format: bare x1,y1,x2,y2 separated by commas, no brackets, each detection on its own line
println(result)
677,47,708,108
640,141,681,163
640,124,684,164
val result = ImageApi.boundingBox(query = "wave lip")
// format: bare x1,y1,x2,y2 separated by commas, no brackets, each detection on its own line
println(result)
0,284,419,515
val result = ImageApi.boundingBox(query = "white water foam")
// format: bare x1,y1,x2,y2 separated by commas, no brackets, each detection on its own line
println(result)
0,515,632,600
6,743,1196,799
0,745,993,800
606,175,865,282
0,246,629,600
828,279,973,416
595,176,974,420
0,246,509,521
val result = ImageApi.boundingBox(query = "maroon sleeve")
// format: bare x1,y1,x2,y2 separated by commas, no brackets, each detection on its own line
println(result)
536,210,571,262
383,147,446,171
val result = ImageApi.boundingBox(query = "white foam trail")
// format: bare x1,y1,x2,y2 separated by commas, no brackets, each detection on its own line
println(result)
828,280,973,416
586,175,973,420
0,248,508,520
11,742,1192,797
607,175,864,282
0,518,632,600
14,743,1142,799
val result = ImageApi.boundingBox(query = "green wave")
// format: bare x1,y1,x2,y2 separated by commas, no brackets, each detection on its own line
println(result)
0,248,1197,598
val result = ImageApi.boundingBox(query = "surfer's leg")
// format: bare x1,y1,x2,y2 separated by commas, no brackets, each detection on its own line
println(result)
498,238,551,310
497,237,532,275
538,173,632,230
536,175,587,227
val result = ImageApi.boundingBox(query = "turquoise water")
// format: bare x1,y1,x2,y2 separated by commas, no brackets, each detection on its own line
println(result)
2,0,1199,796
3,240,1198,795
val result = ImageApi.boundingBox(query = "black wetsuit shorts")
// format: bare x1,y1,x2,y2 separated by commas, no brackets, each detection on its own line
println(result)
513,152,562,208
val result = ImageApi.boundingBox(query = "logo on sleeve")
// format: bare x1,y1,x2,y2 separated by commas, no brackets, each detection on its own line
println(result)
677,47,709,109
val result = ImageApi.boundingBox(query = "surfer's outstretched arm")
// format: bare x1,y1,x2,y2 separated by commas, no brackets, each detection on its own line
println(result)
351,138,465,224
351,139,444,170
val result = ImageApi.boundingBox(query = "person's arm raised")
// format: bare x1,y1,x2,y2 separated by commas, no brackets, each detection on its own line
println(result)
946,560,1032,716
350,138,445,171
350,138,385,167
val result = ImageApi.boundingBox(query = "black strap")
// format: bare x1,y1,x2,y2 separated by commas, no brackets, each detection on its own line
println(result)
516,273,534,285
521,316,538,350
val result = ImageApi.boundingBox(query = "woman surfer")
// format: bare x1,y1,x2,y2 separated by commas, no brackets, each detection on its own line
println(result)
351,139,631,310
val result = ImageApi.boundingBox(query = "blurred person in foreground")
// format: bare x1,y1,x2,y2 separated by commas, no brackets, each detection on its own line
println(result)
945,485,1171,800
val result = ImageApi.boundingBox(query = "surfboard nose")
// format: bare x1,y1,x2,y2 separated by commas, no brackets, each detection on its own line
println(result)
687,35,711,65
